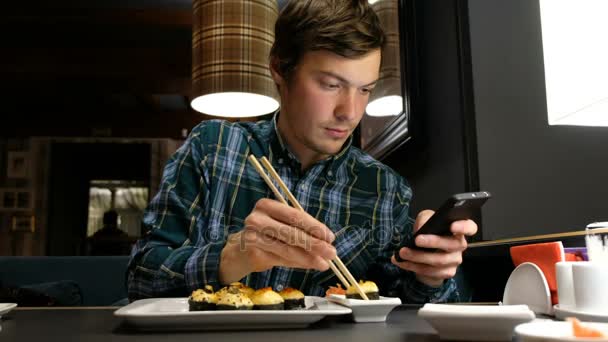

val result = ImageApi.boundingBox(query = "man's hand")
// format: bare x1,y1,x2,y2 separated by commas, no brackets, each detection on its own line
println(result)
219,198,337,285
391,210,477,287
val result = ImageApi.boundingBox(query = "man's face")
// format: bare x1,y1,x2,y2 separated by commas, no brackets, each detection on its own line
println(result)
272,49,381,164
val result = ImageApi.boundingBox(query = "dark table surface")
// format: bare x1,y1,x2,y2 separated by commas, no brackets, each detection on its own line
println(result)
1,305,443,342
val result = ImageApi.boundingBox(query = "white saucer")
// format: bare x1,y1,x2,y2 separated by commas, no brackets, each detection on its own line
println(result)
326,294,401,322
503,262,553,315
515,321,608,341
0,303,17,317
554,304,608,323
418,303,535,341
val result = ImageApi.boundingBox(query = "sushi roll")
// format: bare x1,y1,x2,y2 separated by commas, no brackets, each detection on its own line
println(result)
229,281,255,298
346,280,380,300
188,285,217,311
279,287,305,310
325,284,346,297
250,287,284,310
216,286,254,310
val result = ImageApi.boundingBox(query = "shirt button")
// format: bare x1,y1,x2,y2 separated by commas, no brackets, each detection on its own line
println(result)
278,158,284,164
300,184,306,190
276,284,284,291
327,170,333,177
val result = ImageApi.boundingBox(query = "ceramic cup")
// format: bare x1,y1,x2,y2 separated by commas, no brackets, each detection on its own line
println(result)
555,261,576,310
572,261,608,314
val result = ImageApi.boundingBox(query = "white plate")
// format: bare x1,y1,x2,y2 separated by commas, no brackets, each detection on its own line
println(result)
503,262,553,315
326,294,401,322
114,296,351,330
554,304,608,323
0,303,17,317
515,321,608,341
418,303,535,341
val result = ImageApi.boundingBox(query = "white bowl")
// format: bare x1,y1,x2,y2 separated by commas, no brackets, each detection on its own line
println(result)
418,303,535,341
326,294,401,322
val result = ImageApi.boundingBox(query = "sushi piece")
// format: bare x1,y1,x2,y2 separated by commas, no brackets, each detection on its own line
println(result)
279,287,305,310
346,280,380,300
250,287,284,310
188,285,217,311
325,284,346,297
216,286,254,310
229,281,255,297
216,282,255,298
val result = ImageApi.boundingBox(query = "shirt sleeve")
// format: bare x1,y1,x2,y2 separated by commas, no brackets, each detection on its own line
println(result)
365,178,461,304
126,123,226,300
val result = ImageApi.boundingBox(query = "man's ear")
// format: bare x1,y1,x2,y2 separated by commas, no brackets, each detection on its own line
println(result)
269,56,285,88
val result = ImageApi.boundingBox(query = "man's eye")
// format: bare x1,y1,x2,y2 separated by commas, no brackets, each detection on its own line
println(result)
323,82,340,89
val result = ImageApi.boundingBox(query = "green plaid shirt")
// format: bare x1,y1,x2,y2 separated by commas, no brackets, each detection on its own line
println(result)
127,114,459,303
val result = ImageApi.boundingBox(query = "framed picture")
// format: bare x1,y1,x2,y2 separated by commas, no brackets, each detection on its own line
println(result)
11,215,35,233
0,188,34,211
6,151,30,179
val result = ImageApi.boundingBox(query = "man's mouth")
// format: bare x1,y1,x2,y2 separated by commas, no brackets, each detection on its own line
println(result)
325,128,349,138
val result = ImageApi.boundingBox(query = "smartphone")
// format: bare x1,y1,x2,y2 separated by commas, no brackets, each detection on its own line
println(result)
394,191,491,261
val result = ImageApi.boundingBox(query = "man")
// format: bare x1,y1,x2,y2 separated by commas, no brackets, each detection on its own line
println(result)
88,210,132,256
127,0,477,302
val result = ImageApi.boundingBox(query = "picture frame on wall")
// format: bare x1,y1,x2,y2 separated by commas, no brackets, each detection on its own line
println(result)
6,151,30,179
0,188,34,211
11,215,35,233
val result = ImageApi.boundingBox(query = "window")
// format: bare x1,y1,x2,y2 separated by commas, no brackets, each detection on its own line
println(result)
87,180,149,237
539,0,608,127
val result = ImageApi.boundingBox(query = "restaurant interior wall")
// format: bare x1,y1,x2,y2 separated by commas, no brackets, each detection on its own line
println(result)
386,0,608,242
467,0,608,240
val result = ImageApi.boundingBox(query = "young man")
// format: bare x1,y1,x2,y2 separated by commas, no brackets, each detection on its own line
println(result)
127,0,477,302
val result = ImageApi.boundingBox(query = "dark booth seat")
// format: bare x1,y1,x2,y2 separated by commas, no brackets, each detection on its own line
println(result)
0,256,130,306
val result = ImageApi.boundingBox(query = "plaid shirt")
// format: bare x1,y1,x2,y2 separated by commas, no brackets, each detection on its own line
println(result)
127,114,460,303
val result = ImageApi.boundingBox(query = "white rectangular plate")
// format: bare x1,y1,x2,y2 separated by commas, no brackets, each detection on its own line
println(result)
114,296,351,331
0,303,17,317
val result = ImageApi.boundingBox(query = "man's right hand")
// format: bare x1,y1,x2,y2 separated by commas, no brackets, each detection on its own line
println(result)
218,198,337,285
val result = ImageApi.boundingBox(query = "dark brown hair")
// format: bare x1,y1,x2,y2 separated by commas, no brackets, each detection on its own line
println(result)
270,0,386,80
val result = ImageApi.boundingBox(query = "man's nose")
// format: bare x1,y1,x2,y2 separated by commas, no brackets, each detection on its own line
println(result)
335,90,359,121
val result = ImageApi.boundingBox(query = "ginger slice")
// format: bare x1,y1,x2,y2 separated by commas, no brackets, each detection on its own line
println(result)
566,317,606,338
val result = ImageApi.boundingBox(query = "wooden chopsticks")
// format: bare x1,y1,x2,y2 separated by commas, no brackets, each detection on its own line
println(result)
248,155,369,300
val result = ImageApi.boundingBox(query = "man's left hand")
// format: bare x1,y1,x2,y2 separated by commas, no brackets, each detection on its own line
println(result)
391,210,478,287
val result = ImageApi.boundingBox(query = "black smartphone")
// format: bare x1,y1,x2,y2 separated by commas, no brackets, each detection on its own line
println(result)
394,191,491,261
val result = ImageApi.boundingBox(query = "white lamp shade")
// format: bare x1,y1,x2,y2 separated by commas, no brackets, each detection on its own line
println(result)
191,92,279,118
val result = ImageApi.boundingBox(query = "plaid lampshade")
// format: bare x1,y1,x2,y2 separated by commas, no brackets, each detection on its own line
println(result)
191,0,280,117
366,0,403,117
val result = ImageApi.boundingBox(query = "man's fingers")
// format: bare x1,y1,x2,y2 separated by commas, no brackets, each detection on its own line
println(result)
245,210,336,260
391,255,458,280
450,219,477,236
414,234,468,252
243,231,330,271
413,210,435,232
397,247,463,268
254,198,335,243
247,246,302,272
